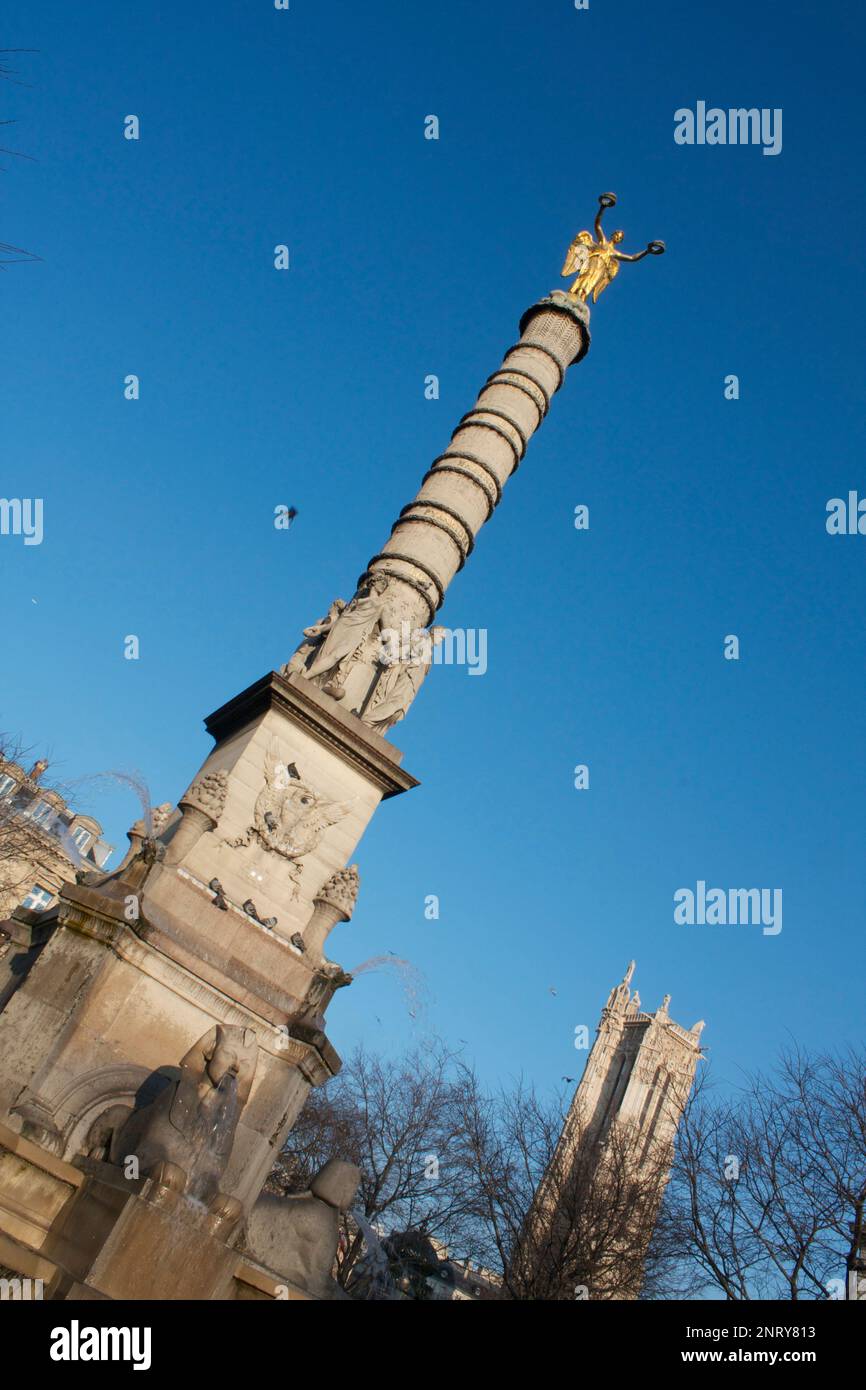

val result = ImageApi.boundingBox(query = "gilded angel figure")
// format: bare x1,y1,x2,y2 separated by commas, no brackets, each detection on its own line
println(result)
561,193,664,304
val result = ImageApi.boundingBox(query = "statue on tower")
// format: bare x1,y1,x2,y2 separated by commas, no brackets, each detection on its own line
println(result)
282,598,347,677
299,572,391,699
365,626,447,734
561,193,664,304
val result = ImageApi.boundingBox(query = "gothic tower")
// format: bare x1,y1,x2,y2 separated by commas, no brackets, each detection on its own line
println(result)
524,964,704,1300
572,962,704,1154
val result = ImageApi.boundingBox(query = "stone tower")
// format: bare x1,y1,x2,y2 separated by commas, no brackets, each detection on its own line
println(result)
0,284,597,1300
570,962,704,1152
523,964,704,1300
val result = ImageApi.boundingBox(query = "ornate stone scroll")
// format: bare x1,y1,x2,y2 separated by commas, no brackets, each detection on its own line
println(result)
181,769,228,823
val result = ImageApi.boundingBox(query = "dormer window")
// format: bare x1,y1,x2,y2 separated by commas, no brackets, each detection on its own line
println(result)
71,826,92,851
27,799,55,826
0,774,16,799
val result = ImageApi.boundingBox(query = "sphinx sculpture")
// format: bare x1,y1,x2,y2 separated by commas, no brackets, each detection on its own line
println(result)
244,1157,361,1299
88,1024,258,1230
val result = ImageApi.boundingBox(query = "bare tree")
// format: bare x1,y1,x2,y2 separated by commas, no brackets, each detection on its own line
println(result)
0,737,66,916
269,1039,866,1301
271,1044,675,1300
454,1070,674,1300
656,1047,866,1299
1,49,40,268
770,1048,866,1297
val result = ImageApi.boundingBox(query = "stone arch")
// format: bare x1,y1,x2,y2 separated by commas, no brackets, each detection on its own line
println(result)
48,1063,153,1161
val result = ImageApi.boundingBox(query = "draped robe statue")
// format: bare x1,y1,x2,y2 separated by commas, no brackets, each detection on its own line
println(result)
302,573,390,700
364,626,446,734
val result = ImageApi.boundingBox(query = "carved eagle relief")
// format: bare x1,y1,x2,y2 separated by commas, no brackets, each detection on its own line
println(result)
230,740,353,867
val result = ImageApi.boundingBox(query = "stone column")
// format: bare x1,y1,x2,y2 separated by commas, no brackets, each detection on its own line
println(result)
363,291,590,633
0,280,595,1302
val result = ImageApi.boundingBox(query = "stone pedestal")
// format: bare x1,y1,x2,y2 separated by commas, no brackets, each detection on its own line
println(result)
0,670,417,1224
168,670,417,942
44,1166,242,1301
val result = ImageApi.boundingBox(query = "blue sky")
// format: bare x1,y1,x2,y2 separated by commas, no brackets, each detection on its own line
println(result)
2,0,864,1103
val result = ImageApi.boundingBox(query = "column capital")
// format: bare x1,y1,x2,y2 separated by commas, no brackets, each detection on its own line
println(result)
518,291,591,364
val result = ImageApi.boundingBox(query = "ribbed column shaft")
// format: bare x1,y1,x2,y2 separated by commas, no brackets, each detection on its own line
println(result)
362,292,590,630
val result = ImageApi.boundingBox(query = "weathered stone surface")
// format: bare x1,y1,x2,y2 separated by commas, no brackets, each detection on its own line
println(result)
44,1170,240,1301
0,1123,81,1252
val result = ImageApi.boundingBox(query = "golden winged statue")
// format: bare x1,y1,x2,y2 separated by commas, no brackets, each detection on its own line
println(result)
561,193,665,303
